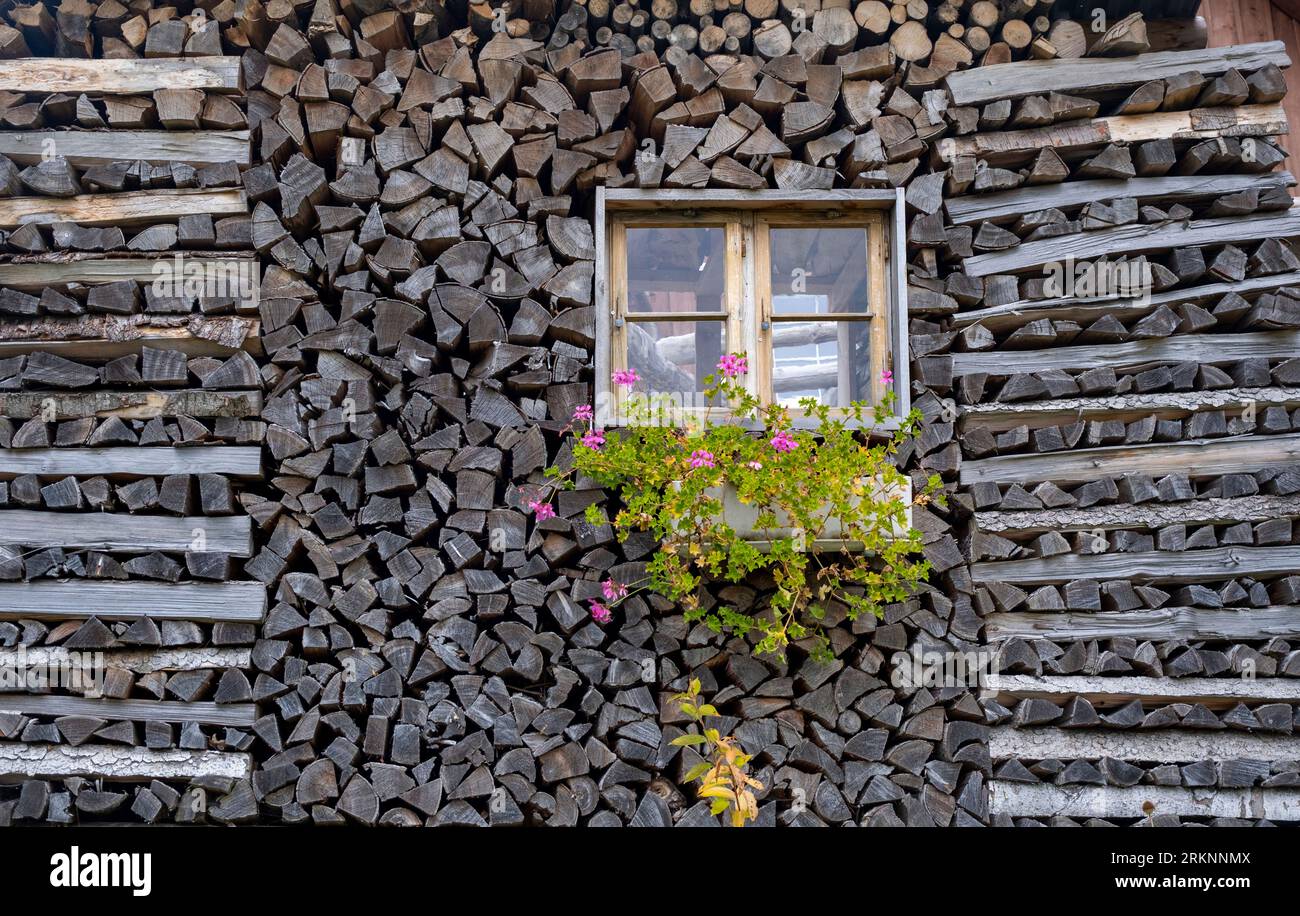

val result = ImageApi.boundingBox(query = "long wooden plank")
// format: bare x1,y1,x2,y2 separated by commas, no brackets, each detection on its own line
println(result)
0,389,262,421
989,782,1300,820
0,256,258,295
0,695,256,727
960,433,1300,485
0,188,248,229
0,57,242,94
987,675,1300,710
977,494,1300,535
0,647,250,675
945,173,1294,225
0,315,260,359
952,271,1300,333
973,546,1300,586
0,511,252,557
961,387,1300,432
952,331,1300,377
964,206,1300,277
0,743,251,780
936,103,1288,167
985,607,1300,642
990,726,1300,763
0,447,262,479
944,40,1290,106
0,581,266,623
0,130,250,168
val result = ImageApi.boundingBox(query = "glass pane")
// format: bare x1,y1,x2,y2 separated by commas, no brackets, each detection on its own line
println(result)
771,321,873,408
769,227,870,315
625,320,726,409
626,227,726,313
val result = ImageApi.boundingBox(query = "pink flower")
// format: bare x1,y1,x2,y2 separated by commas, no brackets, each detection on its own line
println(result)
770,430,798,453
528,499,555,520
717,354,748,378
573,404,594,422
611,369,640,387
747,460,762,471
590,600,612,624
881,368,894,385
582,428,606,450
602,579,628,602
689,449,715,469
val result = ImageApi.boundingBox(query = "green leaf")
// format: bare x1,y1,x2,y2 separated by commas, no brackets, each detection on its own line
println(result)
710,798,731,816
671,734,709,747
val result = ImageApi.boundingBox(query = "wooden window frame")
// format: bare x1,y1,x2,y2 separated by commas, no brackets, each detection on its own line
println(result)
595,188,909,432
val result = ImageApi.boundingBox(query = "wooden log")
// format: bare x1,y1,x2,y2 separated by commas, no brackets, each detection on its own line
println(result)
0,389,261,421
0,188,248,229
0,447,262,480
936,103,1288,168
963,206,1300,277
944,172,1293,226
943,40,1290,107
953,331,1300,378
988,675,1300,710
0,56,241,93
990,727,1300,764
0,581,266,623
960,433,1300,486
989,783,1300,820
0,130,251,168
0,315,261,360
0,743,252,780
0,511,252,556
953,270,1300,334
0,647,250,675
0,695,257,727
961,387,1300,432
974,546,1300,585
986,606,1300,642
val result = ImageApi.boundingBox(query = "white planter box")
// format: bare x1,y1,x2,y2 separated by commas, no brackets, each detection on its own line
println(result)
704,476,912,551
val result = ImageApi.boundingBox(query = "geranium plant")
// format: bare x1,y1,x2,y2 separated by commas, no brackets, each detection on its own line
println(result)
532,353,938,661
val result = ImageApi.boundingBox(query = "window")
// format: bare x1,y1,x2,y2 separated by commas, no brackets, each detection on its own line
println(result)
595,190,908,430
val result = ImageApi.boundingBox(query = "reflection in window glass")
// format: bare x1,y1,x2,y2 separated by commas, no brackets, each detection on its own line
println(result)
626,227,726,313
769,228,870,315
772,321,873,408
626,320,726,409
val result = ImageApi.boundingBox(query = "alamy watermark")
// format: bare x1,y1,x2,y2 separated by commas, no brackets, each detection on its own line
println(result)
1042,257,1152,305
0,647,105,696
151,254,258,308
890,643,997,690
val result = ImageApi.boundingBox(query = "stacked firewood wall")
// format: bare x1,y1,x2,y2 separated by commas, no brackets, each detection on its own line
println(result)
1,0,1295,827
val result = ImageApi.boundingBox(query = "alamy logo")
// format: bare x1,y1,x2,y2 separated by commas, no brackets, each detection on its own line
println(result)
49,847,151,897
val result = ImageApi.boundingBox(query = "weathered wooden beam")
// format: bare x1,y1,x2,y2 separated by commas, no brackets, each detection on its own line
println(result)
961,433,1300,485
0,743,251,780
989,782,1300,820
0,57,242,93
944,40,1290,107
0,581,266,623
961,387,1300,432
945,173,1294,226
973,546,1300,586
0,511,252,557
977,494,1300,535
990,726,1300,763
0,447,262,479
0,188,249,229
936,104,1287,167
0,314,261,359
952,331,1300,377
986,606,1300,642
0,695,257,727
0,256,259,296
987,674,1300,710
0,130,251,168
964,206,1300,277
0,647,250,675
0,389,262,421
953,272,1300,333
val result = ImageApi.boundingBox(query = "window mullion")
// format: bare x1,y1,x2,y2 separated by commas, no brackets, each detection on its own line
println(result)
751,214,772,406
